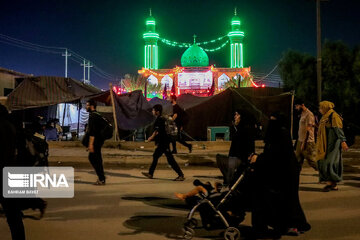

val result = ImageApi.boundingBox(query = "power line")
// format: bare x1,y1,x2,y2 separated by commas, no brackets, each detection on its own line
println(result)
0,33,121,83
0,33,66,50
0,39,62,54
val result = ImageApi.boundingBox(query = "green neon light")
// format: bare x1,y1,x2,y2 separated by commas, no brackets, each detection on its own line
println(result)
159,35,226,47
235,43,238,67
230,43,234,68
144,46,147,68
146,20,155,25
144,44,158,69
232,20,241,25
238,43,241,67
230,42,244,68
152,45,155,69
147,45,151,69
202,40,229,52
155,45,158,69
240,43,243,67
143,33,159,39
228,31,245,37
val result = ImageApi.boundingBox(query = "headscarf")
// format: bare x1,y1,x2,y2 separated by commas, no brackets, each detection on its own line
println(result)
264,112,287,144
316,101,343,160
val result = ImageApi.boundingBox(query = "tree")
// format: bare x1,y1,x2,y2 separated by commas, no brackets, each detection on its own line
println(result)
122,74,162,96
278,50,317,106
279,41,360,129
322,40,354,115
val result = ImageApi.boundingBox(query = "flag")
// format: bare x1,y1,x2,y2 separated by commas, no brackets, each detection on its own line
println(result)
171,82,176,96
162,84,167,100
208,78,215,96
144,78,148,98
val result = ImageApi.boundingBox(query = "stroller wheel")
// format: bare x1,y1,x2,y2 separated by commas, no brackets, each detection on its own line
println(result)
224,227,240,240
185,218,198,229
183,226,195,240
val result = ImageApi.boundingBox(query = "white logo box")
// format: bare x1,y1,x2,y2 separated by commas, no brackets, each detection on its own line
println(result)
3,167,74,198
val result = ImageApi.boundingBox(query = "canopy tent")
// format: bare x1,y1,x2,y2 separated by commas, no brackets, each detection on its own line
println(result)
148,97,173,115
112,90,155,131
6,76,101,110
106,87,293,141
89,90,112,106
6,76,101,139
177,93,216,110
183,88,294,140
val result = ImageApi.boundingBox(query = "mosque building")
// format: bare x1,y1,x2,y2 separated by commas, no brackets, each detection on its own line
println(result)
137,9,259,97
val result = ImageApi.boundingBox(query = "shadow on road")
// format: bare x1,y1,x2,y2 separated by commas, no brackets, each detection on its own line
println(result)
119,214,225,239
119,214,256,240
193,175,223,180
122,196,189,211
299,186,323,192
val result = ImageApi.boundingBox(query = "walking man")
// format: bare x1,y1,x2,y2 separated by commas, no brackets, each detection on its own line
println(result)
170,95,192,154
142,104,185,181
294,100,318,171
85,99,106,185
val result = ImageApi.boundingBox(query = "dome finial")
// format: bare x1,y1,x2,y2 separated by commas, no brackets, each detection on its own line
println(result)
234,7,237,16
149,8,152,16
193,34,197,44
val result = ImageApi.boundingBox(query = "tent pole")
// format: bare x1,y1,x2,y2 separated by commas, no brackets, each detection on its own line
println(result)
109,83,119,141
77,100,81,139
62,103,67,127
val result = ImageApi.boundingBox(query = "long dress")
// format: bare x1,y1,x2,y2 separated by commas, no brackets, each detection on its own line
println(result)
251,122,311,233
318,123,346,182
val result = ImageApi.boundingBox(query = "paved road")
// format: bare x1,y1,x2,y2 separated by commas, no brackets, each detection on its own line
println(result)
1,160,360,240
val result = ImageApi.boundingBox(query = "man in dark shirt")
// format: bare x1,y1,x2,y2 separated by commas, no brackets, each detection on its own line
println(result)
85,99,106,185
170,95,192,154
142,104,185,181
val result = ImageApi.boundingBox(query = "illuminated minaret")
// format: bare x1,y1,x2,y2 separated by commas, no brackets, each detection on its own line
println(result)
228,8,244,68
143,9,159,69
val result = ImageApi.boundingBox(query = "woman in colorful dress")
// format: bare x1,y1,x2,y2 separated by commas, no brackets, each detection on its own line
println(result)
316,101,349,192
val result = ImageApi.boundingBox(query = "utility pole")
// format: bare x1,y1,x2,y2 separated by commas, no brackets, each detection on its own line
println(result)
62,48,71,78
87,61,93,84
81,59,86,83
316,0,328,103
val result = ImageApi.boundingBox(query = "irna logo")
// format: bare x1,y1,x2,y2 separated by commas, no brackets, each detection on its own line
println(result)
3,167,74,198
8,172,69,188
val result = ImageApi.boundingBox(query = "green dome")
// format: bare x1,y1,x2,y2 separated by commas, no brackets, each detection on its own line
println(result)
181,44,209,67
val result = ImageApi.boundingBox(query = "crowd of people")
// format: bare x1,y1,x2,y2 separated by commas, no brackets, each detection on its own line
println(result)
174,99,349,238
0,96,350,239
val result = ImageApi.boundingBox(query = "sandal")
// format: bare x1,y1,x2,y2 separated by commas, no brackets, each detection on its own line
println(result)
322,185,332,192
331,184,338,191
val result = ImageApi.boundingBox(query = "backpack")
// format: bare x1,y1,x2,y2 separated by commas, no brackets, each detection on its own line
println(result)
93,112,113,140
165,117,178,137
328,112,355,147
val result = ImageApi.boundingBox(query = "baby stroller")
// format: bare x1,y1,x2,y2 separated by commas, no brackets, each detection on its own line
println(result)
182,164,252,240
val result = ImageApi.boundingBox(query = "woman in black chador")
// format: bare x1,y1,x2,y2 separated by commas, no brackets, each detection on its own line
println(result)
249,113,311,238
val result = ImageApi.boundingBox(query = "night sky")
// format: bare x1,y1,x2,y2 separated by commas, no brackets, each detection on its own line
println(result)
1,0,360,89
